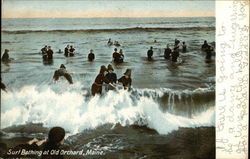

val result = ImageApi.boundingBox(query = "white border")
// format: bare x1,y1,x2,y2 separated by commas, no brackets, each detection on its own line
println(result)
216,1,249,158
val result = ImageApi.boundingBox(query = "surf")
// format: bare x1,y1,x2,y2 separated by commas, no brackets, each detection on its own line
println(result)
1,84,215,135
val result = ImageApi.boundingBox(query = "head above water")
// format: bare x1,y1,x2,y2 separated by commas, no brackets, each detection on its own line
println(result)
90,49,93,53
48,46,51,49
150,46,153,50
183,42,185,44
4,49,9,53
99,65,107,74
60,64,66,69
119,49,123,54
124,69,132,77
114,48,117,51
107,64,114,71
48,127,65,145
204,40,207,44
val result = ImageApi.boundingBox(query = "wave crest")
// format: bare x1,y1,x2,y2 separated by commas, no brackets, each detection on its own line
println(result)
1,85,214,134
2,27,215,34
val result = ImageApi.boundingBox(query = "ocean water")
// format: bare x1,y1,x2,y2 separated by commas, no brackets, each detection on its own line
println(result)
1,17,215,156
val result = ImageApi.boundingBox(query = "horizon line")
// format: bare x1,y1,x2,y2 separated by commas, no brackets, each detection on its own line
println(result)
2,16,215,19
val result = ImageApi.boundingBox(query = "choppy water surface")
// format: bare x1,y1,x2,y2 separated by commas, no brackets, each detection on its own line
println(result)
1,17,215,157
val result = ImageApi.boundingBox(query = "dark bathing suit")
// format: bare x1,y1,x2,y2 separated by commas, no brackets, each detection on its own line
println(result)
105,72,117,90
88,53,95,61
69,48,75,56
47,50,53,60
164,48,171,59
113,52,121,63
53,68,73,84
118,76,132,89
1,53,9,62
105,72,117,84
91,73,109,95
64,47,69,57
171,50,179,62
147,50,153,59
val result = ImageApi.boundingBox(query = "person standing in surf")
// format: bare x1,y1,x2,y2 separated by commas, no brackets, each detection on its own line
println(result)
174,39,181,48
105,64,117,91
118,69,132,90
147,47,153,60
46,46,53,60
205,45,213,60
182,41,187,52
1,49,11,62
119,49,124,63
113,48,121,63
107,38,113,46
91,65,115,96
64,45,69,57
41,45,48,54
69,45,75,56
171,47,180,62
164,44,172,60
88,49,95,61
201,40,209,51
53,64,73,84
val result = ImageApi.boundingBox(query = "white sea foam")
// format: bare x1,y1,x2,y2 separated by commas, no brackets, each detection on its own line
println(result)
1,84,215,135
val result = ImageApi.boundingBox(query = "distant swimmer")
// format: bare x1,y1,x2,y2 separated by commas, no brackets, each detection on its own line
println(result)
114,41,121,46
88,49,95,61
53,64,73,84
41,45,48,54
107,38,113,46
69,45,75,57
118,69,132,90
64,45,69,57
91,65,115,96
164,44,172,60
201,40,209,51
147,46,153,60
46,46,53,60
113,48,122,63
1,49,12,62
171,47,180,62
57,49,63,53
182,41,187,52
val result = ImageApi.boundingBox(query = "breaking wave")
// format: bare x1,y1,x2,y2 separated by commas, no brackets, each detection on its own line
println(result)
1,84,215,135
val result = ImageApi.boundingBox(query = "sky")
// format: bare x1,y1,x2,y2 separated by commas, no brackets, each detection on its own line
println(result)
2,0,215,18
